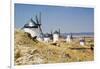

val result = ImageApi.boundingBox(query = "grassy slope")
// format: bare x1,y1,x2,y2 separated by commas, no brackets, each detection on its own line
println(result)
14,30,94,65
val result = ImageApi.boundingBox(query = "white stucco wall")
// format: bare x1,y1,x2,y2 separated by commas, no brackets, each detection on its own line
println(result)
37,37,43,42
23,28,39,38
53,34,59,43
66,35,71,43
44,37,50,43
80,42,85,46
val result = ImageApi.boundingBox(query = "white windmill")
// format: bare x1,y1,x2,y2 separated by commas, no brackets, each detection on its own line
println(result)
43,33,51,43
22,13,43,40
66,33,73,43
79,37,85,46
53,30,60,43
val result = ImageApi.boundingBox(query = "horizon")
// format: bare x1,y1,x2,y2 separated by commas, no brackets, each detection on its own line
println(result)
15,4,94,33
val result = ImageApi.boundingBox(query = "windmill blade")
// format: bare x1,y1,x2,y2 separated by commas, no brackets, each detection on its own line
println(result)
59,28,60,34
35,15,39,24
39,26,43,35
70,33,73,39
39,12,41,25
39,12,43,35
30,18,37,25
51,30,53,34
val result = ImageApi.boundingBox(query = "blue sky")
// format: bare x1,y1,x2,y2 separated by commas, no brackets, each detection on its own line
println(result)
15,4,94,33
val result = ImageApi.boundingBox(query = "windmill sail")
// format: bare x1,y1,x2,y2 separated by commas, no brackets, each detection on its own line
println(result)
38,12,43,35
35,15,39,25
30,18,37,25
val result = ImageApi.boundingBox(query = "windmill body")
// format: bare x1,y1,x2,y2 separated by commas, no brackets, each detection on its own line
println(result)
43,33,51,43
66,33,73,43
79,38,85,46
37,34,44,42
44,37,50,43
23,27,39,38
53,31,59,43
66,35,71,43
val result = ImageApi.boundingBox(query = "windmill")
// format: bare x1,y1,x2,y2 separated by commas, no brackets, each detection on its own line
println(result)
53,30,60,43
79,37,85,46
66,33,73,43
35,12,43,35
22,12,43,39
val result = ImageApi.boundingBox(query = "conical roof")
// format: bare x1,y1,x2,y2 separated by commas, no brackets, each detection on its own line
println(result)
23,18,38,28
54,30,59,34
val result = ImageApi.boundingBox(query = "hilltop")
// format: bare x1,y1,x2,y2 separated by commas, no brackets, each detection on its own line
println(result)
14,30,94,65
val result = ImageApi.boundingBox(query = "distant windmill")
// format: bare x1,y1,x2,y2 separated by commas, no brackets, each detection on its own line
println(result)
66,33,73,43
50,30,53,40
43,33,51,43
79,37,85,46
22,12,43,39
53,30,60,43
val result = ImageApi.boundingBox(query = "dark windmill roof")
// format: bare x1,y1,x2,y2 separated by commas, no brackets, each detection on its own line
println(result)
80,39,85,42
23,18,38,28
53,30,59,34
80,38,85,42
44,33,52,38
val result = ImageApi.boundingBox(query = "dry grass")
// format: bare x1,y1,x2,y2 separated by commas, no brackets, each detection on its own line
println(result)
14,30,94,65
